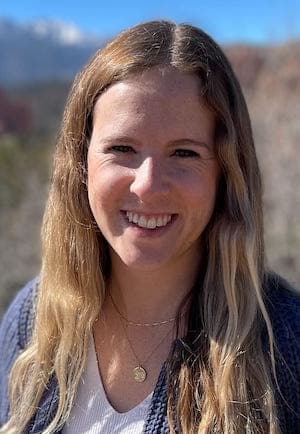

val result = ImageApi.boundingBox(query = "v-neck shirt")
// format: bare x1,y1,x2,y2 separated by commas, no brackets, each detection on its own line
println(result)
62,337,153,434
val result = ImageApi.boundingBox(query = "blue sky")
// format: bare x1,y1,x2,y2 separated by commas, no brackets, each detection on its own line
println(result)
1,0,300,44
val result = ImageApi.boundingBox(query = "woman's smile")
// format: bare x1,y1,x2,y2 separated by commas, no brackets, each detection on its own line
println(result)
124,211,173,229
119,210,178,239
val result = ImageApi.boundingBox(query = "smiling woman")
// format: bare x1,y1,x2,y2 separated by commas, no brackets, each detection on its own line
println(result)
1,20,300,434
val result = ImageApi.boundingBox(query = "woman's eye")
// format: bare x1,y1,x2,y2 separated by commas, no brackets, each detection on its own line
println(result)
173,149,199,158
110,145,135,153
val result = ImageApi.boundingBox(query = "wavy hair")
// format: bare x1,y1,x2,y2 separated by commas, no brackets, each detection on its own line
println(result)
3,21,280,433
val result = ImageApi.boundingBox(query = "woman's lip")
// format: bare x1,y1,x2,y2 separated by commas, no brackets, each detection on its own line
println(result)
121,210,176,217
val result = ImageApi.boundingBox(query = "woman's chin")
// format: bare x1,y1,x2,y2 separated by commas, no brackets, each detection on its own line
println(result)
111,249,173,273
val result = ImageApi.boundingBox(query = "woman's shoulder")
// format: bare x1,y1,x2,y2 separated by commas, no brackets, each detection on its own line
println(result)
264,274,300,430
0,277,39,351
263,272,300,383
264,272,300,334
0,277,39,426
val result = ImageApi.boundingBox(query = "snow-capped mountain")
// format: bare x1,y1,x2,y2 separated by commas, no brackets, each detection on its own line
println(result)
0,18,106,86
25,19,100,46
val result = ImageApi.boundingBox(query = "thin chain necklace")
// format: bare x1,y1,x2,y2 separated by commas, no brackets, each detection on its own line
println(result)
109,292,183,327
109,293,174,382
120,316,173,383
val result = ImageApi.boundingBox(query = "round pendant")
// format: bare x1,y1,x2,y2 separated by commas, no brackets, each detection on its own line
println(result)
133,366,147,382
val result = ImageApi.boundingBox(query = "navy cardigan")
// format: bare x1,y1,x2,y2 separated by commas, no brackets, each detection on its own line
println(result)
1,275,300,433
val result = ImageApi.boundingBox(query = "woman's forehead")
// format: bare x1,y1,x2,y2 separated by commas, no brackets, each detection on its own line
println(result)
93,68,207,114
91,68,216,149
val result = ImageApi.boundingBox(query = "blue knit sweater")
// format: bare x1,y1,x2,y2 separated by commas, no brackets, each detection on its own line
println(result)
1,275,300,433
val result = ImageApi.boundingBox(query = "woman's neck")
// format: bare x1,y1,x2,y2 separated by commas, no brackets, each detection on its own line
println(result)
108,249,202,324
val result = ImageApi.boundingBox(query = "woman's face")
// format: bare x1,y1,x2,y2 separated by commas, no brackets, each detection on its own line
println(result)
88,68,220,272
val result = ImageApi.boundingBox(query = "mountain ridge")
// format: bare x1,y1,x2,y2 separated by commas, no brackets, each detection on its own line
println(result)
0,17,106,86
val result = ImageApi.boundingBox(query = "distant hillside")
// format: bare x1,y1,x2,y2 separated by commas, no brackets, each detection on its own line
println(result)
0,18,106,86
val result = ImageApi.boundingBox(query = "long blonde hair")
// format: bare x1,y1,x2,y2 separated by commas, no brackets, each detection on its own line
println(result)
3,21,280,433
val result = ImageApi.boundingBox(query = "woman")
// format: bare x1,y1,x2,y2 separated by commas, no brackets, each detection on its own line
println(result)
1,20,300,434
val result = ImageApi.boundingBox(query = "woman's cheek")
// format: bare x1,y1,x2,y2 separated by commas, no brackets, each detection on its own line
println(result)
88,165,129,211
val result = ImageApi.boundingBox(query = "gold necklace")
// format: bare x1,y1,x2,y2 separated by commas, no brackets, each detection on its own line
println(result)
109,294,174,382
119,315,173,383
109,293,182,327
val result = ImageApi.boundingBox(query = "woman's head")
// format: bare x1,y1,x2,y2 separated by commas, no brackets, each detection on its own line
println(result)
53,20,263,276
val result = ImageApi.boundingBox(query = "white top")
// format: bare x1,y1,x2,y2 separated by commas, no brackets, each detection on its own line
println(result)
62,337,153,434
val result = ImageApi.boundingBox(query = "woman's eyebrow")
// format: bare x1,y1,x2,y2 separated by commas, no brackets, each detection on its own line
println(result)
97,136,213,152
99,136,141,145
170,138,212,151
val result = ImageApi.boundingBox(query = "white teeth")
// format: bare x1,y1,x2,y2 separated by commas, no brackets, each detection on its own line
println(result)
125,212,173,229
138,216,147,228
147,217,156,229
157,216,163,227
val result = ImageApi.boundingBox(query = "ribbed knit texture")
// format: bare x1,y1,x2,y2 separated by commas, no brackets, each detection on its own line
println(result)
0,278,38,427
1,274,300,433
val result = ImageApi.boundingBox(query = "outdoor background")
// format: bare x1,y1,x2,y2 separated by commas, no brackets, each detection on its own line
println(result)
1,0,300,317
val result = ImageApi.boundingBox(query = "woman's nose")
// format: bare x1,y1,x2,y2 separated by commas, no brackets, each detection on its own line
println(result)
129,157,170,200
